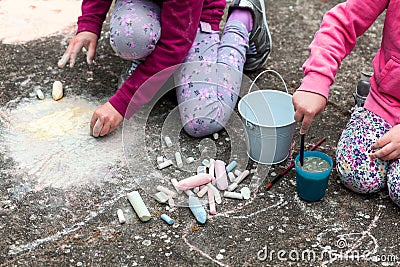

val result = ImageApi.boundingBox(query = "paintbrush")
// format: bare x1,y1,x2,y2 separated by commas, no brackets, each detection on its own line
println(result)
265,136,326,190
300,134,305,166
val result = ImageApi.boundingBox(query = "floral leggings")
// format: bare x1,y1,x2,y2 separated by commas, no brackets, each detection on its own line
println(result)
336,107,400,207
109,0,248,137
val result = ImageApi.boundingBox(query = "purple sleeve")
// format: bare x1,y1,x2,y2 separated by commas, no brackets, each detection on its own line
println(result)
77,0,113,37
109,0,204,118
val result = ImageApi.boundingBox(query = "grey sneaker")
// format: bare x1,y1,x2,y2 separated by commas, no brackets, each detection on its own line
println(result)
228,0,272,72
117,59,142,88
353,71,372,107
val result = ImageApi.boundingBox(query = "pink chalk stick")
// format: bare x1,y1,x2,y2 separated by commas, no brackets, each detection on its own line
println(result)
214,160,228,190
177,174,213,190
208,188,216,215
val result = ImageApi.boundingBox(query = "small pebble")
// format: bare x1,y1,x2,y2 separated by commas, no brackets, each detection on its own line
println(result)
213,133,219,140
216,254,224,260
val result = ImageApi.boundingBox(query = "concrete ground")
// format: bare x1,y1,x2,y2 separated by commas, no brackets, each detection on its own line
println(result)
0,0,399,266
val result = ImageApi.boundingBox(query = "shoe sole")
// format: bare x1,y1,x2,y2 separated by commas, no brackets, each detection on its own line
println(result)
244,0,272,72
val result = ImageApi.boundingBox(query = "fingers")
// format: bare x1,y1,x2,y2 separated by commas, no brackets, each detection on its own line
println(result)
294,111,313,135
92,116,104,137
57,53,70,68
100,121,111,137
86,40,97,65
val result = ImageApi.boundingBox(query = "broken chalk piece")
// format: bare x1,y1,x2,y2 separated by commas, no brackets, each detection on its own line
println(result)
184,189,194,196
36,89,45,100
234,170,242,177
117,209,126,224
168,197,175,208
157,157,165,164
197,166,207,174
228,172,236,183
186,157,195,164
197,185,209,198
202,159,210,167
224,191,243,200
158,159,173,170
215,160,228,191
171,178,183,194
175,152,183,168
207,184,222,204
193,187,200,194
241,187,251,200
226,160,237,173
127,191,151,222
161,214,174,225
227,182,238,192
52,80,63,101
189,196,207,224
156,185,177,198
213,132,219,140
177,174,213,190
208,189,216,215
234,169,250,184
164,136,173,147
154,191,170,203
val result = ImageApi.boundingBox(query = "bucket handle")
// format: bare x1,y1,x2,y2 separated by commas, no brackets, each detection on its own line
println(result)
248,69,288,95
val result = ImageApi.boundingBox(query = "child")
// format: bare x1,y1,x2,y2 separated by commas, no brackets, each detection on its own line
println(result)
58,0,272,138
292,0,400,206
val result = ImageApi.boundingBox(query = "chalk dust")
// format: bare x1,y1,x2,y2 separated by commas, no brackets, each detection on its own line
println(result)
0,0,81,44
1,97,125,189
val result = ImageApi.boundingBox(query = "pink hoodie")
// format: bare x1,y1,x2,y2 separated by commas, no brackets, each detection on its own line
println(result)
77,0,226,118
298,0,400,126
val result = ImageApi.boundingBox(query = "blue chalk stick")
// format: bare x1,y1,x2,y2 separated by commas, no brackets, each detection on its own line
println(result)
188,196,207,224
226,160,237,172
160,214,174,225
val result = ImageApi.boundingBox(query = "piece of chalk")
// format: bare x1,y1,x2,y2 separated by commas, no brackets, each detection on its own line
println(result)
213,133,219,140
175,152,183,168
226,160,237,173
234,169,250,184
214,160,228,191
164,136,172,147
168,197,175,208
208,159,215,177
160,214,174,225
197,165,207,174
241,187,251,200
117,209,126,224
158,159,173,169
154,191,170,203
186,157,195,164
208,189,216,215
156,185,177,198
193,187,200,194
227,182,238,192
188,196,207,224
234,170,242,177
36,89,45,100
224,191,243,200
184,189,194,196
228,172,236,183
197,185,209,198
127,191,151,222
52,81,63,101
157,156,165,164
207,184,222,204
177,174,213,190
170,178,183,194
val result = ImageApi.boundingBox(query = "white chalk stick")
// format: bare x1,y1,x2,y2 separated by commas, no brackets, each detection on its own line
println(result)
228,172,236,183
127,191,151,222
234,170,250,184
234,170,242,177
158,159,173,169
241,187,251,200
175,152,183,168
186,157,195,164
117,209,126,224
164,136,172,147
154,191,170,203
197,185,209,198
207,184,221,204
52,81,63,101
208,159,215,177
156,185,177,198
157,156,165,164
36,89,45,100
208,189,216,215
224,191,243,200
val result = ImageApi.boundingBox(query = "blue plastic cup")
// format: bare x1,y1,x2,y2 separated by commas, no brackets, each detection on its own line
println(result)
295,151,333,202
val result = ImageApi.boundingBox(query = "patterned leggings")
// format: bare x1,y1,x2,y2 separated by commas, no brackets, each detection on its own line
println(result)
109,0,248,137
336,107,400,207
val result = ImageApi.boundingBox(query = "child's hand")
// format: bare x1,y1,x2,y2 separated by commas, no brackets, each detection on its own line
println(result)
58,31,98,68
370,124,400,161
90,102,123,137
292,91,327,134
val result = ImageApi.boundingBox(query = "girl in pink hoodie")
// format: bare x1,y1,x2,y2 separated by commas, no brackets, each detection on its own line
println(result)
293,0,400,206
